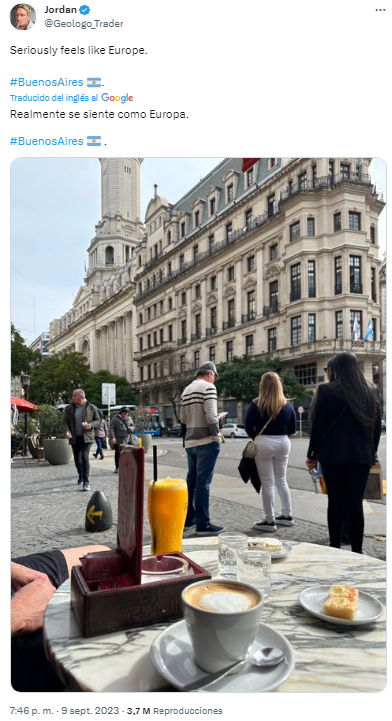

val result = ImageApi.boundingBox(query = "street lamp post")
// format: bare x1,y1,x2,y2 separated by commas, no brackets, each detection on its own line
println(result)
20,373,31,457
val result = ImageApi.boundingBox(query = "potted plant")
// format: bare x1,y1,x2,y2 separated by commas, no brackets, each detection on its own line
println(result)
133,408,152,452
35,404,73,465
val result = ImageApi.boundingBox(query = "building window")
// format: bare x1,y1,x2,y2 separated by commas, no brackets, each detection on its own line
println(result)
245,334,254,356
312,164,317,188
335,311,343,339
168,296,173,310
139,313,143,325
168,324,173,341
139,337,143,352
180,355,186,372
154,363,158,378
193,244,199,261
167,231,172,244
160,300,164,314
247,255,255,272
209,345,216,362
308,260,316,298
209,234,215,252
371,318,377,341
228,298,235,324
194,350,200,369
228,265,235,281
290,263,301,302
147,334,151,349
371,267,377,302
181,291,186,305
211,275,217,290
227,184,234,202
291,316,302,346
298,172,307,189
308,313,316,342
370,226,376,244
153,331,157,346
340,163,350,179
147,307,151,321
168,261,172,275
210,306,217,329
226,340,234,362
268,327,277,352
329,160,335,179
270,280,278,308
269,243,278,261
295,363,316,386
226,222,233,242
181,319,187,341
210,198,216,215
270,158,276,168
247,168,254,186
349,211,361,231
140,366,144,382
245,209,253,229
350,310,362,339
267,194,276,217
179,254,184,270
247,290,255,319
194,210,199,227
195,284,201,299
181,221,186,238
335,256,342,294
195,314,201,337
307,217,315,236
333,212,342,232
160,328,164,344
290,221,300,241
349,255,362,293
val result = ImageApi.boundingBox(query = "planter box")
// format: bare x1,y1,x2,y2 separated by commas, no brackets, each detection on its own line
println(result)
43,438,72,465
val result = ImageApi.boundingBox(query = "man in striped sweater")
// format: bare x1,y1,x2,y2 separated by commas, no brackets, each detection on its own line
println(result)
180,362,224,536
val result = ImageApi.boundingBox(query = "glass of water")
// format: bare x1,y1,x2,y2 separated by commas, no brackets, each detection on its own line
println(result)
236,547,271,598
218,532,248,578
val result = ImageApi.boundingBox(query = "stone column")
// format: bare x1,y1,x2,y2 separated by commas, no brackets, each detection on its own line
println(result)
116,317,124,377
125,311,133,382
108,322,115,373
100,326,108,371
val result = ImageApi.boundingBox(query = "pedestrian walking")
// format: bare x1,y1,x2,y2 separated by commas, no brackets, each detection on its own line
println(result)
63,389,101,491
245,372,296,532
180,361,224,536
306,351,381,553
93,411,108,460
109,407,135,473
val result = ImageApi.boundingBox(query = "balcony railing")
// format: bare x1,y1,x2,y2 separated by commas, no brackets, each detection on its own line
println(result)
191,332,202,341
290,290,302,302
223,319,236,330
263,302,280,318
242,312,256,323
334,283,342,295
350,283,363,294
280,172,372,202
177,337,187,346
206,327,218,336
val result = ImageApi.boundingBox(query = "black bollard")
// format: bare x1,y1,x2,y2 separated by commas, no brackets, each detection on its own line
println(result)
85,490,113,532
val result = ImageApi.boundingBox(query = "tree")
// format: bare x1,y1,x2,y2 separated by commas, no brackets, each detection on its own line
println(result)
216,355,311,402
83,370,136,407
11,323,38,378
29,355,62,405
54,352,90,402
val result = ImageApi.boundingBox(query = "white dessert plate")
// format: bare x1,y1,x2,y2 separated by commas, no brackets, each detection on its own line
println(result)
298,585,383,626
248,540,292,560
150,620,295,693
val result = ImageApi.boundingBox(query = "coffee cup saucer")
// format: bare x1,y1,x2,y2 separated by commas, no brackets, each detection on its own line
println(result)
150,620,295,693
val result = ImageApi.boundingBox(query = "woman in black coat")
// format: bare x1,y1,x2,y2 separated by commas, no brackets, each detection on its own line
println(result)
306,352,381,553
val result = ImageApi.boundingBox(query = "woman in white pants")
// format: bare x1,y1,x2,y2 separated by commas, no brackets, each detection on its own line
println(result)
245,372,296,532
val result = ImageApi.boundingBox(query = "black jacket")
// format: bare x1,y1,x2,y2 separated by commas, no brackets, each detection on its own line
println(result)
307,383,381,466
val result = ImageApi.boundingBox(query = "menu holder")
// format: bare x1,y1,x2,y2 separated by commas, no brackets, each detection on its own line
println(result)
71,445,211,637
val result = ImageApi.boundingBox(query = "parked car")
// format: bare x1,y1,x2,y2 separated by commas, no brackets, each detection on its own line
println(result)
221,423,248,439
167,424,183,437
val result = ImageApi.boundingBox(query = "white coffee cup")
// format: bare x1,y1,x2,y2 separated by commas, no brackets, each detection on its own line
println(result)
181,579,263,673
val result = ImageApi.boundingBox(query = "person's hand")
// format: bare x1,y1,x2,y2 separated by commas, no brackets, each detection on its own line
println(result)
65,431,72,439
11,562,48,592
11,577,56,636
306,459,317,471
82,423,92,430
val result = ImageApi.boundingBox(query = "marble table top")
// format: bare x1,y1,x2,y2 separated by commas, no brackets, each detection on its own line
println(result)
43,540,386,693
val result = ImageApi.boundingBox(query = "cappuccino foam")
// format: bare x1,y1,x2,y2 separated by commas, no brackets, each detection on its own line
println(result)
184,582,258,613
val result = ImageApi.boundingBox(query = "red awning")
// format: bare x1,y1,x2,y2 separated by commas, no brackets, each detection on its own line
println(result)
11,396,38,413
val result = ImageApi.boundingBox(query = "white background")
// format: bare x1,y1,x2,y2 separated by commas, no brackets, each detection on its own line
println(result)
3,0,390,716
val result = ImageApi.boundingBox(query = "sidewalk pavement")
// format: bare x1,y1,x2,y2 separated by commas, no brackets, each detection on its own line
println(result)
10,451,386,561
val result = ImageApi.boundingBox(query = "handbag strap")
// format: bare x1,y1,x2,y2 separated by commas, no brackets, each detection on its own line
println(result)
319,407,346,442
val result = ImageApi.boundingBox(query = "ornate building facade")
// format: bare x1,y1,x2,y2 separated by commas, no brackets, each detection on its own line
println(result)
48,157,385,424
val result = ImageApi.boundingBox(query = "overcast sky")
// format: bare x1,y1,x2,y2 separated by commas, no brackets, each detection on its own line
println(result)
10,157,386,346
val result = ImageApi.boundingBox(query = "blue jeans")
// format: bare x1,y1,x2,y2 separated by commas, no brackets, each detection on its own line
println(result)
95,436,104,458
185,442,220,528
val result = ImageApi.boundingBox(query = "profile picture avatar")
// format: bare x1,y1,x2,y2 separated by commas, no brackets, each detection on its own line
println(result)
10,4,36,30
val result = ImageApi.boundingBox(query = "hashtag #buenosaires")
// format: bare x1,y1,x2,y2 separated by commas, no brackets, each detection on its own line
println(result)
10,78,18,86
10,137,17,145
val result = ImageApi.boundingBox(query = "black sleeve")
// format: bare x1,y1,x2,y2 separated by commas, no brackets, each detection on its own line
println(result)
306,385,329,460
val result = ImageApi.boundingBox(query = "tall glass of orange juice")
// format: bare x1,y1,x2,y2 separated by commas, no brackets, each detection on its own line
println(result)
148,477,188,554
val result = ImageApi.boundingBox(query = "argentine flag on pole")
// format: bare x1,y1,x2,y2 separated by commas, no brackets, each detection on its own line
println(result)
353,315,361,340
364,319,374,341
